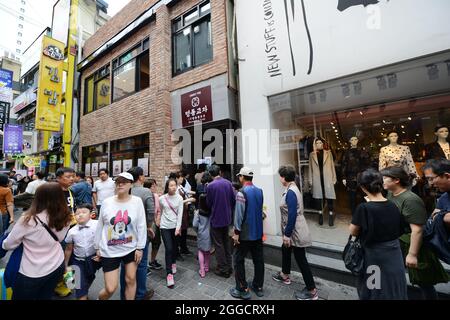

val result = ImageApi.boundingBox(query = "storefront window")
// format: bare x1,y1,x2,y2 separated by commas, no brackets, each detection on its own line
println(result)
110,134,150,176
82,143,108,177
269,56,450,246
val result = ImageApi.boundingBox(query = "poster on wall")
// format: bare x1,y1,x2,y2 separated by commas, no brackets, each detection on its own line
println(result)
123,159,133,172
85,163,91,176
113,160,122,176
99,162,107,172
137,158,149,176
91,163,99,177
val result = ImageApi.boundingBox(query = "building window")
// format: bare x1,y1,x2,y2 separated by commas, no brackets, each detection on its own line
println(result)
17,40,21,45
18,24,23,29
21,0,26,5
172,0,212,75
84,64,111,114
18,32,22,37
16,49,21,54
112,38,150,102
110,134,150,176
19,16,24,20
20,8,25,13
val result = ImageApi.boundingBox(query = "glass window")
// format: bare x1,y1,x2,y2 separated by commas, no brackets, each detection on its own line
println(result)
95,75,110,109
119,45,139,66
200,2,211,15
173,28,192,73
84,76,94,114
113,60,136,101
172,1,212,75
139,51,150,90
193,20,212,66
184,8,199,25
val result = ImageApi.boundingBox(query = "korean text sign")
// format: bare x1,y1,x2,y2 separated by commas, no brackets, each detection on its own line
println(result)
35,35,65,132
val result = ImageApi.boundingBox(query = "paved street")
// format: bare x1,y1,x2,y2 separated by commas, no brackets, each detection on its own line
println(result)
0,209,357,300
80,243,357,301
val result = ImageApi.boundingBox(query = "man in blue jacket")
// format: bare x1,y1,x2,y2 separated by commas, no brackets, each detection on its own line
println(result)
71,172,93,207
230,167,265,300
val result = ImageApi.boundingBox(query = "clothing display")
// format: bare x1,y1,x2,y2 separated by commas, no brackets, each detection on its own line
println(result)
298,136,315,160
342,148,371,215
378,144,418,177
308,150,337,200
425,141,450,160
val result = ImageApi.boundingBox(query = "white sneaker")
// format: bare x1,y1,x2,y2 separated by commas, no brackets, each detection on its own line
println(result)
172,264,177,274
167,274,175,288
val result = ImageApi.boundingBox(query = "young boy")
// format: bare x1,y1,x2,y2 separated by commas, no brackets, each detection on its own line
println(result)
64,203,101,300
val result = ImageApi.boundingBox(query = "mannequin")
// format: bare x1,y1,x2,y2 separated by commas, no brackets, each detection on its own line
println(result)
379,131,418,184
425,125,450,160
341,136,370,216
308,138,337,226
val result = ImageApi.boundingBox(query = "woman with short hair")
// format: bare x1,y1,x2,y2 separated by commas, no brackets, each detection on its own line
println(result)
350,169,407,300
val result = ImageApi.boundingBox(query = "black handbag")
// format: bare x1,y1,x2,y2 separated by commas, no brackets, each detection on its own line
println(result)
343,234,364,276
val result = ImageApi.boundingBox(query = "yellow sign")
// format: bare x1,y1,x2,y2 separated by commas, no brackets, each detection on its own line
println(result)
23,156,41,168
35,35,65,132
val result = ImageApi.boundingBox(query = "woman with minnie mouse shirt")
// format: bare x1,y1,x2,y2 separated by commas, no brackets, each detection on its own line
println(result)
94,172,147,300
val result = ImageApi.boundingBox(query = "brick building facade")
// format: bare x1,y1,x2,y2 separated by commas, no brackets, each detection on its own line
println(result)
78,0,238,188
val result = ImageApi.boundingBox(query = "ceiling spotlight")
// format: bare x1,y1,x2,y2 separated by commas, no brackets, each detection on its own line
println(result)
427,64,439,80
387,73,397,88
342,84,351,98
408,116,412,121
309,92,317,104
359,111,363,116
335,129,338,133
401,125,405,129
377,76,387,91
353,81,362,95
319,89,327,102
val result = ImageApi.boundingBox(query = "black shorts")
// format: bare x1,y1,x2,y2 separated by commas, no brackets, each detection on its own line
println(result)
101,251,136,273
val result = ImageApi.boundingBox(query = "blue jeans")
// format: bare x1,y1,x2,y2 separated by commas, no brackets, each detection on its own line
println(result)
0,214,10,237
120,241,149,300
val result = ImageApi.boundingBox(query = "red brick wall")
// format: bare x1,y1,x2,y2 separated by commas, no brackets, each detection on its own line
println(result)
79,0,230,187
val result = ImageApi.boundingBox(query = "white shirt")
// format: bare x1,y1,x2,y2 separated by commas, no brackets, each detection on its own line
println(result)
25,179,47,195
159,194,184,230
94,195,147,258
92,178,115,206
65,219,98,258
184,180,192,193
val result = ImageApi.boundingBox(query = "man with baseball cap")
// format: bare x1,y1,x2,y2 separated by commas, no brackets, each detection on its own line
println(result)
230,167,265,300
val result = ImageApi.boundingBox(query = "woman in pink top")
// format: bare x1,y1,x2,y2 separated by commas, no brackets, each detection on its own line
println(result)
2,183,72,300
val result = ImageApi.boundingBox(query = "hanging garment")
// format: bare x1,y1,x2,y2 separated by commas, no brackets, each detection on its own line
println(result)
308,150,337,200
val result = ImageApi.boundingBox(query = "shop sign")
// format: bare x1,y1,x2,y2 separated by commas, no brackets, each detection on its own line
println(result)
23,156,41,168
181,86,213,127
0,68,13,104
0,101,10,131
3,124,23,154
35,35,65,132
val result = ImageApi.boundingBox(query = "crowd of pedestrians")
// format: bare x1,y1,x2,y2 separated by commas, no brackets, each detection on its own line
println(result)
0,158,449,300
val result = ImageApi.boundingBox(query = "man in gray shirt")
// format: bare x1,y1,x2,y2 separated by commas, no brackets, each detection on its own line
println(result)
119,166,155,300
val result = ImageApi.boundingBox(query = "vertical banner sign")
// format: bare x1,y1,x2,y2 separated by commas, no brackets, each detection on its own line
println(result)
181,86,213,127
0,101,10,131
0,68,13,104
35,35,65,132
3,124,23,154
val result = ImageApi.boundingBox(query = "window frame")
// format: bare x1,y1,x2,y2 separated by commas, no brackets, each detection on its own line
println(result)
172,0,212,77
111,38,150,103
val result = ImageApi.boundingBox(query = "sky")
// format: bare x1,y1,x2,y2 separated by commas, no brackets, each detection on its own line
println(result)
106,0,131,17
0,0,131,60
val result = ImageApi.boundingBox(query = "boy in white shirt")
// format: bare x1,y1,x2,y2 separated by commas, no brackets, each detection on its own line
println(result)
64,203,101,300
